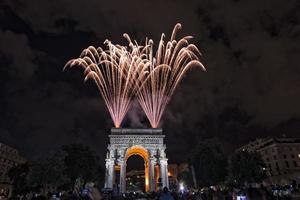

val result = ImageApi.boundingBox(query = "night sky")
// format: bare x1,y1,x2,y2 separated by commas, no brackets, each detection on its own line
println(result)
0,0,300,164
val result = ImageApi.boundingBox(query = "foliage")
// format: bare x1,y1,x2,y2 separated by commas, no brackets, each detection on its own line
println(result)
189,139,228,187
7,162,31,196
28,150,69,192
228,150,267,184
8,144,104,197
62,144,104,184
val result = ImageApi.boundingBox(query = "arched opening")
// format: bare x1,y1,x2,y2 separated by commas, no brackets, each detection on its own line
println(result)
126,155,145,192
125,146,150,192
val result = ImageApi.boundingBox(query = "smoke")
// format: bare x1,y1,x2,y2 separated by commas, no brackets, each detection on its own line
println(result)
125,99,148,128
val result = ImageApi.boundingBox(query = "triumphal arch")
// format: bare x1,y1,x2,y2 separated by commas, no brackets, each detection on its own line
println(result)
104,128,169,193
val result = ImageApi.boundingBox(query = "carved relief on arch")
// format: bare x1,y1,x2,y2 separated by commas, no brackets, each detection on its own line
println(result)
117,149,126,159
108,146,116,159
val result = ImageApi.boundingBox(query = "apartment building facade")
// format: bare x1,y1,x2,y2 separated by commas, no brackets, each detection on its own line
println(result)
238,137,300,184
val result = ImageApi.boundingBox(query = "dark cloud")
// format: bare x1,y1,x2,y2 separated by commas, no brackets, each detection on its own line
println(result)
0,30,38,79
195,0,300,126
0,0,299,163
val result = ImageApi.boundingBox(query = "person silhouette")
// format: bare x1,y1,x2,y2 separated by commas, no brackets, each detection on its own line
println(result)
159,187,174,200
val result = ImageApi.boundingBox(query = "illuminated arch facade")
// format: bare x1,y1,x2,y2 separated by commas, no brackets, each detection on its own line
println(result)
104,128,169,193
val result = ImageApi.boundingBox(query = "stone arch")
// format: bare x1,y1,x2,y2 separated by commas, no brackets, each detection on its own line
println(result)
125,145,150,192
105,128,169,193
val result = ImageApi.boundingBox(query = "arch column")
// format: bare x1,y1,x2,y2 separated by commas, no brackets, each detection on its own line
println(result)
105,157,115,189
149,157,157,191
159,147,169,188
149,149,157,192
144,161,149,191
118,158,126,193
159,158,169,188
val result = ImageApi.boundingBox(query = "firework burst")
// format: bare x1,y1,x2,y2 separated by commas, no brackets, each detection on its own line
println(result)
64,40,148,128
133,23,206,128
64,23,205,128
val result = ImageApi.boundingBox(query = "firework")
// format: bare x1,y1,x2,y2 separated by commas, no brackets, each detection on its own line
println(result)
64,40,148,128
64,23,205,128
135,23,206,128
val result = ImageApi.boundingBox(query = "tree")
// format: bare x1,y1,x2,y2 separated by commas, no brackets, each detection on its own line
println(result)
28,150,69,193
61,144,104,185
189,139,228,187
7,162,31,196
228,150,267,184
9,144,104,197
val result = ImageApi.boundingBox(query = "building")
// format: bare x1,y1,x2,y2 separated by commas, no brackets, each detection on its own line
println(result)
168,163,190,186
0,143,26,196
168,164,179,189
238,137,300,184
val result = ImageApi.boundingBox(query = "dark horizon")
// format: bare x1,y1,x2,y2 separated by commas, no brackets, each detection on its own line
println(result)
0,0,299,164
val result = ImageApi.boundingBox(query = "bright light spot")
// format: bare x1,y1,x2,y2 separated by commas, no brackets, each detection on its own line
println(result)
298,154,300,158
179,183,184,191
168,172,171,176
237,195,247,200
145,178,149,186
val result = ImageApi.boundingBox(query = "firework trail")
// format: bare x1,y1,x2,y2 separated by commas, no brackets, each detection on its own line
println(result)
133,23,206,128
64,23,205,129
64,40,148,128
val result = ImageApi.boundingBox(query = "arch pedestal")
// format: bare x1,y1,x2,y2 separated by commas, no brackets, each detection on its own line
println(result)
104,128,169,193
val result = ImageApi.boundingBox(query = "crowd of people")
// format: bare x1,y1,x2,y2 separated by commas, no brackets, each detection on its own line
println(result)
4,183,300,200
111,185,298,200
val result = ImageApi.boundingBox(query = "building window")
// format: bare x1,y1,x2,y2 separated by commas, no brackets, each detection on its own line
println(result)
283,154,287,159
291,154,295,158
274,155,277,160
294,161,298,167
285,161,290,168
276,162,280,170
266,157,270,161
